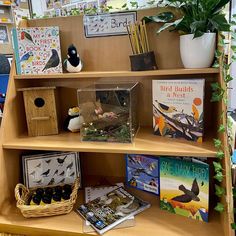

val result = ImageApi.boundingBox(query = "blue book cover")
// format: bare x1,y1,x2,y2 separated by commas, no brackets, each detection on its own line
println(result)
126,154,160,195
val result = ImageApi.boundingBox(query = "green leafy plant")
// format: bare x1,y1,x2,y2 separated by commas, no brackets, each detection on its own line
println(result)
144,0,231,38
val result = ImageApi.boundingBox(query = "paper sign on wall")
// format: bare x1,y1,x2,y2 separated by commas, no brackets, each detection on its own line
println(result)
84,11,137,38
0,25,9,43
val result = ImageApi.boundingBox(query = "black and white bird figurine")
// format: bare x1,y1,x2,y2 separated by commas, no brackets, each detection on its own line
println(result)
63,44,83,73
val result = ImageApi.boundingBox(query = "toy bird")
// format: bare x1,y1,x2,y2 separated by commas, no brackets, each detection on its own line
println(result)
41,169,50,177
57,155,67,165
155,100,177,113
64,107,84,132
42,49,60,72
171,178,200,203
21,31,35,44
63,44,83,73
20,51,33,63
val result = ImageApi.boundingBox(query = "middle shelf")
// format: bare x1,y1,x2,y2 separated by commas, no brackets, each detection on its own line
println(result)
2,127,216,157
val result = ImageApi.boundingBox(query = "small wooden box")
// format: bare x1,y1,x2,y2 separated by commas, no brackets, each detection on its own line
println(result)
19,87,59,136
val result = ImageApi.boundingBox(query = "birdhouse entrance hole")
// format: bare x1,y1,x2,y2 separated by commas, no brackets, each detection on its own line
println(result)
34,97,45,108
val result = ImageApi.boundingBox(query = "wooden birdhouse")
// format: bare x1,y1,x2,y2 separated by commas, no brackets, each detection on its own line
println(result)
19,87,59,136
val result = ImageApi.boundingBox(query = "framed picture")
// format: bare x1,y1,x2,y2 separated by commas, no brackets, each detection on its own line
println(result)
84,11,137,38
0,25,9,44
22,152,81,189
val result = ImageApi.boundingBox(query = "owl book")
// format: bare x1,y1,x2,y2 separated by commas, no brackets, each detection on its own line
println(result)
152,79,205,142
12,27,62,75
160,157,209,222
126,154,160,195
77,187,150,234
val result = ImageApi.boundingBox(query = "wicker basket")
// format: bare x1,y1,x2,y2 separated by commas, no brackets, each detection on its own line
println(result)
14,178,80,218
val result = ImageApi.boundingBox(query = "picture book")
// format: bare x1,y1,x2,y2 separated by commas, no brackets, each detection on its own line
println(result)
12,27,62,75
77,187,150,234
126,154,159,195
152,79,205,142
83,183,135,233
159,157,209,222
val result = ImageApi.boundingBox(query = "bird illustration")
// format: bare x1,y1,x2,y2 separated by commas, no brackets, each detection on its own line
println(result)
30,170,36,176
20,51,33,63
155,100,177,113
57,155,67,165
171,178,200,203
70,172,75,177
59,171,65,176
66,162,73,170
64,44,83,73
21,31,35,44
35,163,41,168
53,169,58,176
45,159,51,164
58,178,65,184
33,179,43,184
42,49,60,72
48,178,55,185
41,169,50,177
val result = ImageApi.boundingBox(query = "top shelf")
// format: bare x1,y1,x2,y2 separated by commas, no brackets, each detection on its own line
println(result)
14,68,219,80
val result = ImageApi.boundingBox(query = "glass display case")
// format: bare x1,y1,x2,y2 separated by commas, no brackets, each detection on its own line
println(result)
78,83,139,143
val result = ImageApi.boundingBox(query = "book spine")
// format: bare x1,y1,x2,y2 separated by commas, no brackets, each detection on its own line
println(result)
11,28,21,75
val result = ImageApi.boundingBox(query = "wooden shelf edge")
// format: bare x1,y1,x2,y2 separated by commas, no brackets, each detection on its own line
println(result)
2,128,216,157
14,68,219,79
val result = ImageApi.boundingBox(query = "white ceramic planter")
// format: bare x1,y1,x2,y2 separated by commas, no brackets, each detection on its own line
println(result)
180,33,216,69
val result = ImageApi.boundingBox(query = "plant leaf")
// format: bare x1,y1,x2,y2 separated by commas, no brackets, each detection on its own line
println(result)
218,124,225,133
143,12,174,24
216,150,224,159
213,162,223,172
209,14,230,32
231,223,236,230
157,18,183,34
215,184,225,197
213,138,222,148
214,202,224,212
214,171,223,182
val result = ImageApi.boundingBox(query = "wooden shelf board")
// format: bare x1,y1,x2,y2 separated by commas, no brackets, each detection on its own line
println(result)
2,127,216,157
0,190,223,236
14,68,219,79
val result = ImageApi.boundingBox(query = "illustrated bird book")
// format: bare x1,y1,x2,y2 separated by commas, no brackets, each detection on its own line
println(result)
77,187,150,235
159,157,209,222
152,79,205,142
22,152,80,189
126,154,160,195
12,27,63,75
83,183,135,233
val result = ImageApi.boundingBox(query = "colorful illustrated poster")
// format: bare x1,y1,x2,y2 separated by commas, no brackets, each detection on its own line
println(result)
152,79,205,142
13,27,62,75
126,154,159,195
160,157,209,222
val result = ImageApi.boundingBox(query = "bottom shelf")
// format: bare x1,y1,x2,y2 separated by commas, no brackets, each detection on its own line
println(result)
0,189,223,236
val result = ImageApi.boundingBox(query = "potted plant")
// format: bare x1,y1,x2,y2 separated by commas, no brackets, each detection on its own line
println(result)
144,0,230,68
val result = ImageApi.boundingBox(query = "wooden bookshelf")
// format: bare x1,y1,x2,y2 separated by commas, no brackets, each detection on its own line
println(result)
0,8,233,236
2,127,216,157
14,68,219,79
0,189,224,236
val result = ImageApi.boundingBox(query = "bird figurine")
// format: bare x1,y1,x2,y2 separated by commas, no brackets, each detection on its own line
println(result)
155,100,177,113
42,49,60,72
21,31,35,44
63,107,84,133
171,178,200,203
63,44,83,73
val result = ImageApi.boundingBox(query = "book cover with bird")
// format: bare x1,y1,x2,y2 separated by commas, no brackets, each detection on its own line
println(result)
152,79,205,142
126,154,160,195
159,157,209,222
12,27,62,75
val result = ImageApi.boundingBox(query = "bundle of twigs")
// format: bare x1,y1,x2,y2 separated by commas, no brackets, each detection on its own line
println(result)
127,21,150,55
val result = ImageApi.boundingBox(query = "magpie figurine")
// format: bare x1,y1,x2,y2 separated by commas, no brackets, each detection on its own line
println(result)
64,44,83,73
171,178,200,203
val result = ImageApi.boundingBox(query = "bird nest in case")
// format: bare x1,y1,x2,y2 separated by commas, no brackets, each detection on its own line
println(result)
14,177,80,218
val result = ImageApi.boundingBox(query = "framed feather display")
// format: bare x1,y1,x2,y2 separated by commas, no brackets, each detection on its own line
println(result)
22,152,80,189
12,27,62,75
